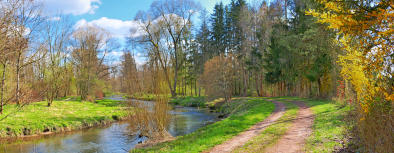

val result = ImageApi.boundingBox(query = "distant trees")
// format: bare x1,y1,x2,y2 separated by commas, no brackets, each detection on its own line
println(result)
120,51,140,95
201,54,237,102
127,0,341,100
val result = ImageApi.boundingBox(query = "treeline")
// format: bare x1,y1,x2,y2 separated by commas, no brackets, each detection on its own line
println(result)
121,0,340,99
0,0,115,113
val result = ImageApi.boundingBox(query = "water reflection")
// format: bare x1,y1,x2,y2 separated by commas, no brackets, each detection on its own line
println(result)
0,97,218,153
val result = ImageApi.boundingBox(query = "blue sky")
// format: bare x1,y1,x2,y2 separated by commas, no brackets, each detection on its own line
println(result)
66,0,232,21
40,0,241,65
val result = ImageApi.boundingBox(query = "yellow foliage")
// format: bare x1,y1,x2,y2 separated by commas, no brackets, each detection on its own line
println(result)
308,1,393,151
307,0,393,111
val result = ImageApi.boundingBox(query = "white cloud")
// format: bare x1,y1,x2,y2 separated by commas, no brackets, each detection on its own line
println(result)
109,51,124,57
74,17,144,39
40,0,101,15
48,16,61,21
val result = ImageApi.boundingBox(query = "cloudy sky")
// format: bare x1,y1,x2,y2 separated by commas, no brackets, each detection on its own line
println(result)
39,0,239,65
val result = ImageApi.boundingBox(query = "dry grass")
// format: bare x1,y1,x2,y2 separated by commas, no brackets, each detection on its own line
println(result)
129,95,172,139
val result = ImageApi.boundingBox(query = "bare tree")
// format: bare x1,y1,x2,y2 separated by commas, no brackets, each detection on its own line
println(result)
71,26,113,101
0,0,44,107
132,0,199,97
41,17,72,106
201,54,237,102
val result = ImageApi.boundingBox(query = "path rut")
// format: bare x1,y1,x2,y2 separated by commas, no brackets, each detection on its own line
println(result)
264,100,314,153
207,101,286,153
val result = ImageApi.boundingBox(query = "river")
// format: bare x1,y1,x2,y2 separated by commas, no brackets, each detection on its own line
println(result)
0,96,218,153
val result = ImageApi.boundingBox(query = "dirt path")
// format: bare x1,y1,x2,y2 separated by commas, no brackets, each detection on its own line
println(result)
207,101,286,153
264,100,314,153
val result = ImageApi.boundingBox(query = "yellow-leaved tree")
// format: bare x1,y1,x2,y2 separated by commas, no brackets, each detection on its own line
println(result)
307,1,393,152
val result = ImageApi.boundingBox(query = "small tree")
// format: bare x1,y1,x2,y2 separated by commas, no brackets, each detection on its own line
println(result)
200,54,237,102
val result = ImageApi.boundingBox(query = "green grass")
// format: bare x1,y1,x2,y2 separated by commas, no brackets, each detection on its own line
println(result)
169,96,206,107
131,98,275,153
234,99,299,152
0,99,129,137
280,97,351,153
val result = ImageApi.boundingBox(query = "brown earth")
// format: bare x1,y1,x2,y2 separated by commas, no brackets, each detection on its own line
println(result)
207,101,286,153
264,100,314,153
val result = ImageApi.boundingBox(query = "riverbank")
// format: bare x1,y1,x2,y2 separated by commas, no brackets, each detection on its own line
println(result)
132,97,351,152
131,97,275,152
0,98,129,139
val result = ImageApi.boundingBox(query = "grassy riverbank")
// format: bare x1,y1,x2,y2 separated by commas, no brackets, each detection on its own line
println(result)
0,98,129,138
131,98,275,153
132,96,351,153
169,96,206,107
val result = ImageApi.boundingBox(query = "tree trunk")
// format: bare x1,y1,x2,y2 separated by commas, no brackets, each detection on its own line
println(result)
16,58,21,105
190,80,192,96
47,100,52,107
255,73,261,97
194,79,197,97
0,64,6,114
242,69,247,97
317,77,322,97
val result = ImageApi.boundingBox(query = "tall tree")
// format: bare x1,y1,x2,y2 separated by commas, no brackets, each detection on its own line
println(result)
133,0,199,97
211,2,226,55
42,18,72,106
71,26,112,101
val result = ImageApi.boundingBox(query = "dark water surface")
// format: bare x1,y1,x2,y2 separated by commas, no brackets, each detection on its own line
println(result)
0,96,218,153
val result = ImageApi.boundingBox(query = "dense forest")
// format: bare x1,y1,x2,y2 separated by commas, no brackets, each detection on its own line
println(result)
0,0,392,152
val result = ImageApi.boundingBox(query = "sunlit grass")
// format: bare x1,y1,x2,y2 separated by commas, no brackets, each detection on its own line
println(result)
0,99,129,137
280,97,351,153
234,100,298,152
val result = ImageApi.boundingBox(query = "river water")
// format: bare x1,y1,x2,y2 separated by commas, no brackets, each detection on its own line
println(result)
0,96,218,153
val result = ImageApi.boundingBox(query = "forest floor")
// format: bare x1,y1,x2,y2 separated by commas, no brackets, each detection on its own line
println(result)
0,98,129,138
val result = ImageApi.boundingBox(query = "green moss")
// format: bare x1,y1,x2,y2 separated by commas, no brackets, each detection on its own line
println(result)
131,98,275,153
